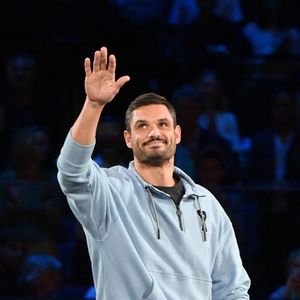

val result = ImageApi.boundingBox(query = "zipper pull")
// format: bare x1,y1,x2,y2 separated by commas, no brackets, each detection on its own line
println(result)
176,208,184,231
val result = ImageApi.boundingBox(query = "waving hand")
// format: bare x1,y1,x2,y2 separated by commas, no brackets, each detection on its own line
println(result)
84,47,130,105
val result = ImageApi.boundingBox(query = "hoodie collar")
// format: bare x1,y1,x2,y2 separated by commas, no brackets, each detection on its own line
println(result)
128,161,206,200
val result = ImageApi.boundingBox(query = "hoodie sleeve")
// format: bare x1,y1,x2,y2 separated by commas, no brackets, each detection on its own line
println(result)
57,131,119,240
211,213,251,299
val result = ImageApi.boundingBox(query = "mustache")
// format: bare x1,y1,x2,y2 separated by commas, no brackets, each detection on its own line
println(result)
143,137,167,146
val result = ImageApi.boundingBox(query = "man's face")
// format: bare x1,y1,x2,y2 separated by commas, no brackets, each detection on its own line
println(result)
124,104,181,167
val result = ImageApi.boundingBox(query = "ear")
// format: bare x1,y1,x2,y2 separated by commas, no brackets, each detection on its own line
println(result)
175,125,181,144
123,130,132,149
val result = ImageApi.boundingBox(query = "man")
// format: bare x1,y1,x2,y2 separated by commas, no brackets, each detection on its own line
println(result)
57,47,250,299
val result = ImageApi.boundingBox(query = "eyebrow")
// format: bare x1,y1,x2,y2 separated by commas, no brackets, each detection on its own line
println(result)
158,118,170,122
134,117,170,124
134,119,147,125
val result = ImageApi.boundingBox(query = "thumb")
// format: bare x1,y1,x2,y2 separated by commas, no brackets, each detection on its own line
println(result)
115,75,130,90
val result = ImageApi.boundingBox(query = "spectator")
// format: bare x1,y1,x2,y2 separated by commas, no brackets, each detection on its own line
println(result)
160,0,250,87
168,0,244,25
248,90,300,185
17,253,64,299
196,146,237,215
0,126,64,244
168,0,201,26
0,227,28,297
247,89,300,292
2,52,60,145
172,83,241,182
270,248,300,299
242,0,300,57
3,53,42,129
108,0,170,25
214,0,244,23
185,0,250,58
194,69,242,152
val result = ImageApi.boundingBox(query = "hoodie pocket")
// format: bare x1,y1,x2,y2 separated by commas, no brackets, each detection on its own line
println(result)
142,278,168,300
148,270,212,300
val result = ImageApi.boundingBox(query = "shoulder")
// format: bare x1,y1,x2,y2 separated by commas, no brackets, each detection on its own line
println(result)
95,163,145,190
177,167,225,211
93,163,134,183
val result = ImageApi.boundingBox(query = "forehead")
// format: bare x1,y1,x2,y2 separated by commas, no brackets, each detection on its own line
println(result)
131,104,173,123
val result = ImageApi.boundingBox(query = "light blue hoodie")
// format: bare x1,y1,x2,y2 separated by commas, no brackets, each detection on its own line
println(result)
57,133,250,300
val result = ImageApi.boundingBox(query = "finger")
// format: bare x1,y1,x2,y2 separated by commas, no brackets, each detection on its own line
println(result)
84,58,91,77
115,75,130,90
108,54,116,74
100,47,108,70
93,51,100,72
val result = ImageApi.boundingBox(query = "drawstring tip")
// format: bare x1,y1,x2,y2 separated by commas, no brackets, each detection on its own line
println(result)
157,229,161,240
197,209,208,242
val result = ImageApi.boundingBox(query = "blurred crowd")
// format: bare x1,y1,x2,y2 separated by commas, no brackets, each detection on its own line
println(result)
1,0,300,299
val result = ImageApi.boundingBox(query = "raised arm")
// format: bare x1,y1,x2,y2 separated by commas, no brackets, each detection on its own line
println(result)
71,47,130,145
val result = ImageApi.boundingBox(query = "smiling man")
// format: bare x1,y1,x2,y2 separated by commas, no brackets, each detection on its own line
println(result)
57,47,250,300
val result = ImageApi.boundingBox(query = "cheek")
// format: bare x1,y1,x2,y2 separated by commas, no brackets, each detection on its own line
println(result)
131,133,146,146
126,136,141,149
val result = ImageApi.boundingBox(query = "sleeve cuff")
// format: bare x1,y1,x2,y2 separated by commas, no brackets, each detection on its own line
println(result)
59,131,96,166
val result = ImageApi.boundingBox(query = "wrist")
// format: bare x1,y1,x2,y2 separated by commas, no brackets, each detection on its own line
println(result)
86,96,106,108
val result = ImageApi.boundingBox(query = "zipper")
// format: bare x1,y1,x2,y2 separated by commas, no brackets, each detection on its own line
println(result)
175,203,184,231
150,186,184,234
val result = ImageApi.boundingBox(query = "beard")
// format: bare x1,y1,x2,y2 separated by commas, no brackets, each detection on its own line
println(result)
140,151,170,167
132,138,176,167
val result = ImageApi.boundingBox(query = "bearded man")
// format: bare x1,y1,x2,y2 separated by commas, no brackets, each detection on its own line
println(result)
57,47,250,300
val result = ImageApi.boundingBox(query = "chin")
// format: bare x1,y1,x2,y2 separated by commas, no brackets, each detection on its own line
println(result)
141,154,171,167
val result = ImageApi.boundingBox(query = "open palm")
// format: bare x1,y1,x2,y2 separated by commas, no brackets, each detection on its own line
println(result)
84,47,130,104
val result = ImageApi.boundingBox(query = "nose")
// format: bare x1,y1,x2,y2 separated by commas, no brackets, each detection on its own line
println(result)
148,125,160,139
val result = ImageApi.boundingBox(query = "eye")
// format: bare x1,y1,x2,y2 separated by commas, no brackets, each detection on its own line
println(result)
137,123,147,129
159,122,168,128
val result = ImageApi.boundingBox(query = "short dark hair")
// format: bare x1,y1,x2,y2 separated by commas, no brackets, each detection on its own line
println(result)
125,92,177,131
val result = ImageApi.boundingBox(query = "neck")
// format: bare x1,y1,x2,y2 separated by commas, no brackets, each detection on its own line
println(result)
134,158,176,187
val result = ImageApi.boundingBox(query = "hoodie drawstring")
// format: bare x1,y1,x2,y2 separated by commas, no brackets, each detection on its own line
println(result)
196,197,208,242
146,187,161,240
146,187,207,242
